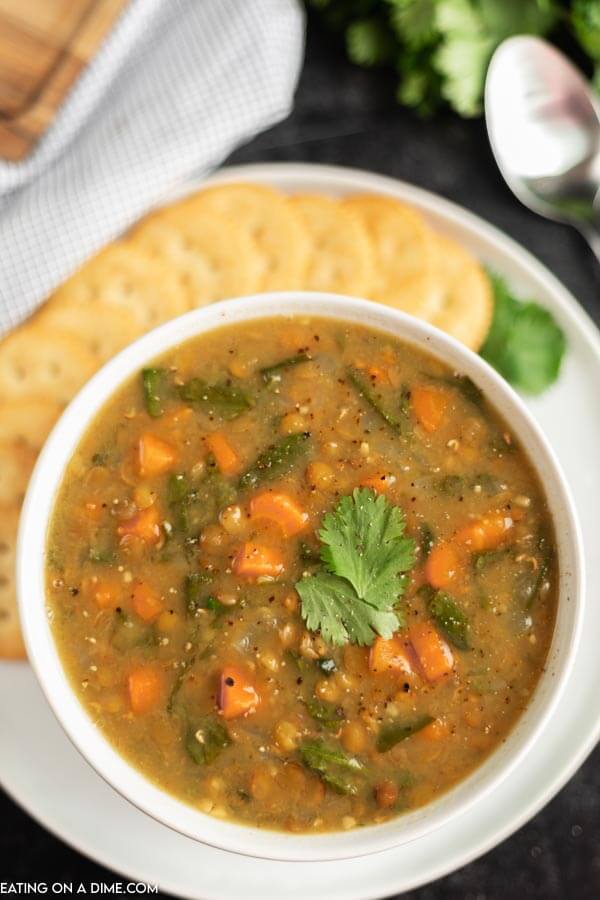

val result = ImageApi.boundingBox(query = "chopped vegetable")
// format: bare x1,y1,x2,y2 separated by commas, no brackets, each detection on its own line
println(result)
250,491,309,537
238,432,311,490
82,575,120,609
418,523,434,559
428,590,470,651
296,488,416,647
185,716,230,765
425,541,461,589
232,543,285,579
411,385,448,432
128,665,165,714
260,352,312,384
142,368,167,418
376,715,434,753
454,513,515,551
218,666,260,719
138,433,176,477
369,634,414,674
409,622,454,682
180,378,252,420
304,697,345,731
205,432,241,476
318,658,337,675
298,738,364,795
117,505,162,544
132,581,163,623
347,369,403,433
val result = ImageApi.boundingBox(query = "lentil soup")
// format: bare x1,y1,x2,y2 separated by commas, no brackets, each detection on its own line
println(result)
46,316,557,833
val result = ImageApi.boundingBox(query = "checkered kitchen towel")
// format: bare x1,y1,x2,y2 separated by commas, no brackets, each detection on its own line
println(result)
0,0,304,335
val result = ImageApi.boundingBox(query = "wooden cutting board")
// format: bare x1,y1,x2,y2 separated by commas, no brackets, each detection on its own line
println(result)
0,0,129,161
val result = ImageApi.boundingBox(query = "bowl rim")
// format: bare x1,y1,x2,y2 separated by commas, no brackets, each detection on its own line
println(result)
17,292,585,862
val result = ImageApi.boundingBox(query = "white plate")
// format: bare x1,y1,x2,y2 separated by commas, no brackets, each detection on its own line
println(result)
2,163,599,898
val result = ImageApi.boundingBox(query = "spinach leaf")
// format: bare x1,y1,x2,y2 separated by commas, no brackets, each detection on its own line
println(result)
376,715,434,752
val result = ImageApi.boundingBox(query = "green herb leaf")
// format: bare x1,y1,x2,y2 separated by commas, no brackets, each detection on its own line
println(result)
142,368,167,418
296,489,415,646
185,717,230,765
347,369,404,433
298,738,364,794
376,714,434,752
260,353,312,384
480,274,566,394
297,572,399,647
319,488,416,610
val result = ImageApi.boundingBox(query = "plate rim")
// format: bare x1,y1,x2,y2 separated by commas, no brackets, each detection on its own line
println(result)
2,160,599,898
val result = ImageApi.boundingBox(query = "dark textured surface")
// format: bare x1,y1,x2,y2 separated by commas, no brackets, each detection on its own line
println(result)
1,15,599,899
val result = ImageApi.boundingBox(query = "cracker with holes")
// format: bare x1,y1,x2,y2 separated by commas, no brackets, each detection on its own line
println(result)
52,243,187,333
0,505,25,659
0,325,96,404
37,301,141,364
128,210,261,306
0,441,37,506
343,194,443,322
162,183,311,291
431,234,493,351
0,396,63,449
288,194,375,296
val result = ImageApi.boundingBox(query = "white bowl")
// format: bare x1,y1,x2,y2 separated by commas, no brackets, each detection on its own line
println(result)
18,292,584,863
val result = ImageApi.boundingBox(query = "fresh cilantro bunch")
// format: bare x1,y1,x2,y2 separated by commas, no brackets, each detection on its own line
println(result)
296,487,416,646
309,0,600,118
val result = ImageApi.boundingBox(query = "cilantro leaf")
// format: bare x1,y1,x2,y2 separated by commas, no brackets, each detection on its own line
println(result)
319,488,415,610
346,18,395,66
480,274,566,394
296,489,416,647
297,572,399,646
388,0,438,50
572,0,600,60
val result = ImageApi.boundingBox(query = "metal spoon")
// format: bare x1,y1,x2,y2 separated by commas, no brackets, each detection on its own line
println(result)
485,35,600,260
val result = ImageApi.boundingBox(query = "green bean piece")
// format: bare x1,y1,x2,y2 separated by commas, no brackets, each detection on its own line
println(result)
304,697,345,731
142,368,167,418
179,378,251,420
347,369,403,433
428,591,471,650
238,432,311,490
185,717,230,765
376,715,434,753
260,353,312,384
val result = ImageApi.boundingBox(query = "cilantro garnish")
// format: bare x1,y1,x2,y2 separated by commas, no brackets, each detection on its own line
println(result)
296,488,416,647
480,274,566,395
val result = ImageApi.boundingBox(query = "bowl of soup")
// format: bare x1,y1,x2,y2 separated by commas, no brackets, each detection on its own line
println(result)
18,292,583,861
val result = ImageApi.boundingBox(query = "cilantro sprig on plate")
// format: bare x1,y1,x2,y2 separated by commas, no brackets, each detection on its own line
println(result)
296,488,416,647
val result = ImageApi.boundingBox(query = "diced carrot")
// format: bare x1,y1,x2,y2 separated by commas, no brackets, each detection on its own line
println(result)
360,473,396,494
419,718,450,741
132,581,163,623
369,635,415,675
425,541,462,588
232,542,285,579
454,513,515,551
137,433,176,477
128,665,165,715
411,385,448,432
218,665,260,719
117,504,162,544
82,575,121,610
249,491,309,537
206,431,242,476
409,622,454,682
